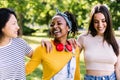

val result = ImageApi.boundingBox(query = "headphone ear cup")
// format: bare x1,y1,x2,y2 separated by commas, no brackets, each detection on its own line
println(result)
56,43,64,51
65,44,72,52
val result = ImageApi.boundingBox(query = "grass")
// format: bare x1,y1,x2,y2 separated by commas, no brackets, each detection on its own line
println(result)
24,30,120,80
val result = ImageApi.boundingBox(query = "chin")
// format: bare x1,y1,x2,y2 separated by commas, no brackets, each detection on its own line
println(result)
54,37,60,40
12,35,18,38
54,36,61,40
98,32,104,35
54,35,61,38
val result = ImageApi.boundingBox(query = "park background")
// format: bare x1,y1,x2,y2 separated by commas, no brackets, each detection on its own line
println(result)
0,0,120,80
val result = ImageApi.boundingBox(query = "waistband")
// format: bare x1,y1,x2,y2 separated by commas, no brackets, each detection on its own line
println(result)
86,63,115,71
84,72,116,80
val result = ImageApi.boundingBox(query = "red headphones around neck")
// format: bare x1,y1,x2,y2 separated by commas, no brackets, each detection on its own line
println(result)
54,41,72,52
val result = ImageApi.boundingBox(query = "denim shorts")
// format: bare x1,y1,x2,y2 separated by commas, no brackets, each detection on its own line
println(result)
84,72,116,80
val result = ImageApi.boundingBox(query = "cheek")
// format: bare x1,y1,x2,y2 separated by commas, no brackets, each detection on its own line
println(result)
62,25,69,30
62,27,69,33
2,28,11,36
49,28,54,35
104,23,107,28
93,23,97,29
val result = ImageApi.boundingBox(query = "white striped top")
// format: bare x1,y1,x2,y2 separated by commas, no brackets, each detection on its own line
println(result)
0,38,32,80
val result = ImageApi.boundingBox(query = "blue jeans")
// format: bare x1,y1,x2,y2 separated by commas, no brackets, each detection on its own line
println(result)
84,72,116,80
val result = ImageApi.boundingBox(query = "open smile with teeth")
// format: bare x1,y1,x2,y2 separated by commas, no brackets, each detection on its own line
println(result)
54,30,61,34
97,27,104,30
98,29,103,31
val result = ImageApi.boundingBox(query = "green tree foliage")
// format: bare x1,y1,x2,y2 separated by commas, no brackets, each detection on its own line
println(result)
109,0,120,30
0,0,120,35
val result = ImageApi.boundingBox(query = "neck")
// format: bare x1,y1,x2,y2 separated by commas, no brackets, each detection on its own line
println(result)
54,38,67,45
97,33,104,36
0,37,11,46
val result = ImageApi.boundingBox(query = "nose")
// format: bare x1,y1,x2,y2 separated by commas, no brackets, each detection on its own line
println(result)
53,24,58,28
16,24,20,30
98,21,103,27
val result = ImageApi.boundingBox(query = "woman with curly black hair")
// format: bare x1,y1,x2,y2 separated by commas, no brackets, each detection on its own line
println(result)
26,9,80,80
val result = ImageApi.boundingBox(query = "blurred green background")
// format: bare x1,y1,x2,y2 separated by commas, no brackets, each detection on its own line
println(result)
0,0,120,35
0,0,120,80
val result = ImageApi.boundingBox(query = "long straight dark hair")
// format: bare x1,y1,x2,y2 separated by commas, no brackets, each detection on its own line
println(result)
88,4,119,56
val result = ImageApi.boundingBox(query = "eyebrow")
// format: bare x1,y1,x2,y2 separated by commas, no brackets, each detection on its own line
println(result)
94,18,106,20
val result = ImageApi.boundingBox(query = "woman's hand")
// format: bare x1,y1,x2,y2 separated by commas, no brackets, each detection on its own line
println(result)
67,38,77,49
41,39,52,53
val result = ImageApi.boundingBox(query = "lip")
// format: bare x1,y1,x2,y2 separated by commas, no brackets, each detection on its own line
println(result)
97,27,104,30
98,29,103,31
15,31,18,34
13,31,18,35
54,30,59,33
53,29,61,33
52,30,61,37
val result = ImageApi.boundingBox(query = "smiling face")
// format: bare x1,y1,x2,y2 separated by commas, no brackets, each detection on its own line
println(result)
50,15,69,40
2,14,19,38
93,13,107,36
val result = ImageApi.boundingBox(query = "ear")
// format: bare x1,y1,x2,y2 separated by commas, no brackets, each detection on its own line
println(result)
2,28,4,32
67,25,71,31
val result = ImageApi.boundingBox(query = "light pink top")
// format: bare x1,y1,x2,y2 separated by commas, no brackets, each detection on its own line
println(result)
77,33,119,71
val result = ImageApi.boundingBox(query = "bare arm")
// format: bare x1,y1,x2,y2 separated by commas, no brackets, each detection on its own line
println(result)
115,53,120,80
67,38,77,49
26,50,33,58
68,38,82,53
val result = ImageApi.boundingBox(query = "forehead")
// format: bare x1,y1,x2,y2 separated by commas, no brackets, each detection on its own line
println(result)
94,13,105,20
8,14,17,21
52,15,65,21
